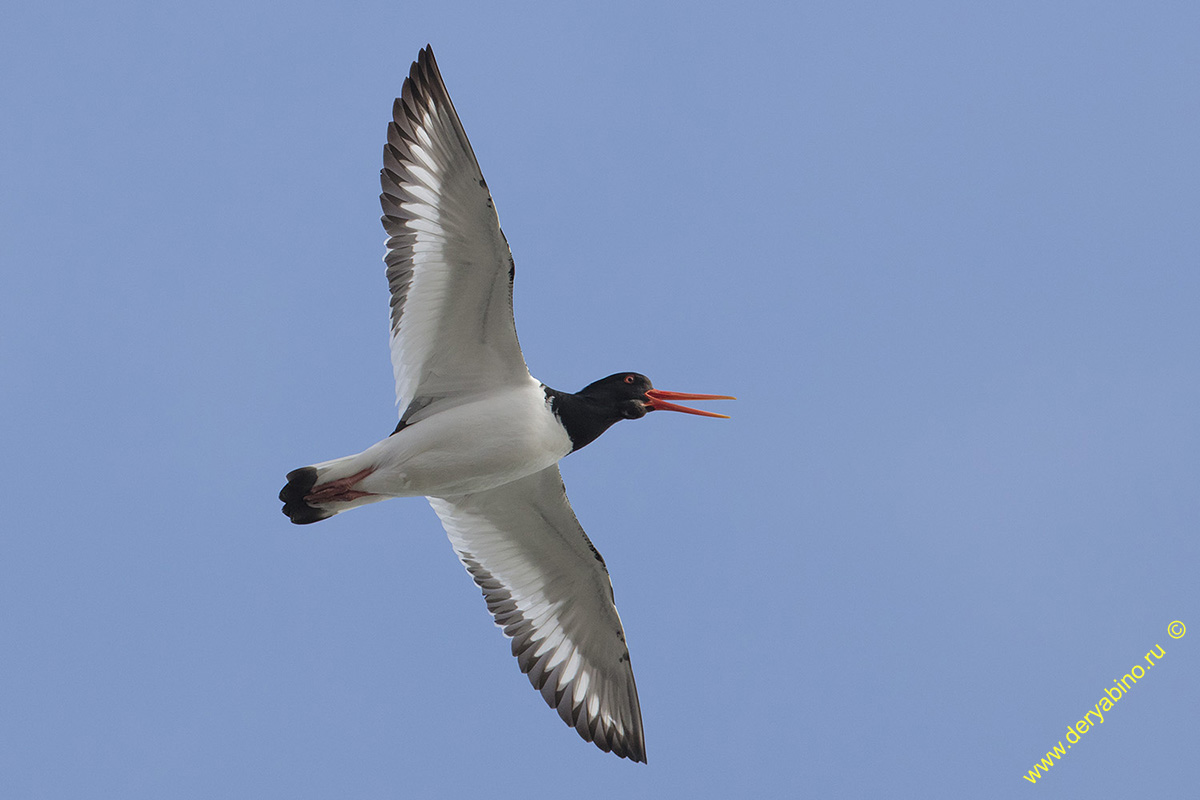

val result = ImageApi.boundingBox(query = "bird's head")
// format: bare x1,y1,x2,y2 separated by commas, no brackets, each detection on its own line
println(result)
578,373,734,421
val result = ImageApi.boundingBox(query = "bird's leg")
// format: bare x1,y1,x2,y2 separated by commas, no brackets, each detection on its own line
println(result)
305,468,377,504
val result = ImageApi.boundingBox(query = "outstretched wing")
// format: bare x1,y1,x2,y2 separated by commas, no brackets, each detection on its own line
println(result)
428,466,647,762
381,46,529,424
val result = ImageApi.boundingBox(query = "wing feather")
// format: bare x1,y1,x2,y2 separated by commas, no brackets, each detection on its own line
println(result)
429,466,647,763
381,46,528,420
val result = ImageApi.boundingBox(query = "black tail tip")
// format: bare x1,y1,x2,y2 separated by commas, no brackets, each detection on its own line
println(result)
280,466,333,525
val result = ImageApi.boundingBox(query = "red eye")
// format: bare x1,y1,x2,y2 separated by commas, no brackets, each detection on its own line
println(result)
624,375,635,384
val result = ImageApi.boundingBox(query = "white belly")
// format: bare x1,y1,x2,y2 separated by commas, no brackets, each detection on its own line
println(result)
355,380,571,498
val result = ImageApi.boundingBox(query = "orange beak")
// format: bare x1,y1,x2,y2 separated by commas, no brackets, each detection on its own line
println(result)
644,389,736,418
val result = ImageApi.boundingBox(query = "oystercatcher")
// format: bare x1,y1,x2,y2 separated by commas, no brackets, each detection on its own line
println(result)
280,46,733,763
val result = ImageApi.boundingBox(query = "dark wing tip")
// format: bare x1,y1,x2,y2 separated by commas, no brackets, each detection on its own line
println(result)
410,44,445,102
418,43,436,69
610,721,648,763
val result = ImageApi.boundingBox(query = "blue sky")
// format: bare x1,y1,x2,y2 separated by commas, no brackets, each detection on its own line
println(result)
3,1,1197,797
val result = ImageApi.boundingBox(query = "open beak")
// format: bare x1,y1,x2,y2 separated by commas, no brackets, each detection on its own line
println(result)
644,389,736,418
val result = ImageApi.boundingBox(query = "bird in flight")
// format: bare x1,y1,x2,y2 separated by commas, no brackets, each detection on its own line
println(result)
280,45,733,763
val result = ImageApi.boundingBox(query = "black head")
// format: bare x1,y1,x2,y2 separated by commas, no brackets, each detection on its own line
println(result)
550,372,734,452
577,373,658,420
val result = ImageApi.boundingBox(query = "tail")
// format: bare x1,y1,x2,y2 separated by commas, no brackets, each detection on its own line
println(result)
280,466,332,524
279,454,386,524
